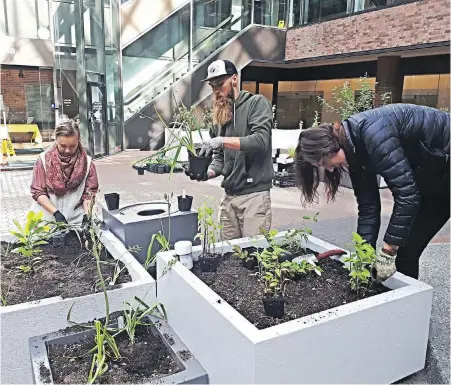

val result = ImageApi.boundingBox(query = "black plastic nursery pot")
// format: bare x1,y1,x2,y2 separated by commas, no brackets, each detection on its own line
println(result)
178,195,193,212
279,250,294,263
164,164,171,173
104,193,120,210
158,165,165,174
262,296,285,318
242,258,257,270
137,167,145,175
199,254,219,272
187,150,212,179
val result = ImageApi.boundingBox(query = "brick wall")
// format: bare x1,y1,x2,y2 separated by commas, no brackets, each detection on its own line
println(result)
0,66,55,139
286,0,450,61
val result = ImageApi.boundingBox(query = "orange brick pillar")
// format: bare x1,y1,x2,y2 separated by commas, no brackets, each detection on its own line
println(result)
375,56,404,106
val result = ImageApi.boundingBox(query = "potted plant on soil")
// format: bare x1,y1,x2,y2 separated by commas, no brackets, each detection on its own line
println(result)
195,197,223,272
28,212,207,384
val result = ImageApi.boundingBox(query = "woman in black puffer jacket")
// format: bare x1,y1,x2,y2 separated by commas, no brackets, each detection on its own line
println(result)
295,104,450,281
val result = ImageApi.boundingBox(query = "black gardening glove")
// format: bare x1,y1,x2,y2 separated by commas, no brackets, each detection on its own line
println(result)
81,214,91,236
185,168,209,181
53,210,68,224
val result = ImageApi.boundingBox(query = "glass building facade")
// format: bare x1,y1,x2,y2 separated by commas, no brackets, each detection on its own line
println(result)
53,0,122,157
0,0,122,157
243,74,451,129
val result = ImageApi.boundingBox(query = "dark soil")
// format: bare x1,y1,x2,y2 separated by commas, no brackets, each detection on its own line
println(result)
39,362,52,384
1,232,131,306
47,325,181,384
193,247,390,329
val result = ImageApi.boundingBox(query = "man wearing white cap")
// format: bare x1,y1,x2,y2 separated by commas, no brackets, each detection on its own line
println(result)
189,59,274,240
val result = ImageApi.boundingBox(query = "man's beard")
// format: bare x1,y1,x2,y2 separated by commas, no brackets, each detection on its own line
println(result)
213,87,235,126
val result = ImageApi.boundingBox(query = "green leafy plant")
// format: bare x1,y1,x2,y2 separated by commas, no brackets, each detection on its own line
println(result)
312,110,321,127
318,74,390,120
280,213,319,255
64,199,121,384
144,232,170,269
287,148,296,158
87,320,120,385
195,197,223,256
343,232,377,297
253,229,292,298
153,102,213,175
144,193,173,269
122,296,166,346
255,228,322,297
232,245,254,264
10,211,52,258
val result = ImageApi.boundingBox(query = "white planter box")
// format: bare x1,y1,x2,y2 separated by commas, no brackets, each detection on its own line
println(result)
157,233,433,384
164,128,210,162
0,230,156,384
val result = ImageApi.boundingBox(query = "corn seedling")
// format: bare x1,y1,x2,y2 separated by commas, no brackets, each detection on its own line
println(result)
144,193,173,269
121,296,166,346
87,320,120,385
67,198,121,383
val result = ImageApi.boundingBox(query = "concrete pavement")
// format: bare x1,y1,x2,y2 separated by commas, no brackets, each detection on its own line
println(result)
0,150,449,383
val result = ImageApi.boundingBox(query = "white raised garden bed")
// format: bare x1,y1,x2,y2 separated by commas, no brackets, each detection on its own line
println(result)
0,229,156,384
156,232,433,384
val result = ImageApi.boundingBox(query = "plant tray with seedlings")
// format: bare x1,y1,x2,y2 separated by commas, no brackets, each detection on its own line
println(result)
273,171,295,188
0,211,156,384
157,213,433,384
30,311,208,385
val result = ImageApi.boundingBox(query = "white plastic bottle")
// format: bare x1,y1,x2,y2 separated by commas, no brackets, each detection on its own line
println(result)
174,240,193,270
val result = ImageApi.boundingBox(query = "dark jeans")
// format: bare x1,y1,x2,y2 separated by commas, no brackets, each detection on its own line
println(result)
395,192,450,279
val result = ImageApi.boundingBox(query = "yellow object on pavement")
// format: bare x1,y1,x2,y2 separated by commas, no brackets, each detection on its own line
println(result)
1,138,15,156
7,124,43,144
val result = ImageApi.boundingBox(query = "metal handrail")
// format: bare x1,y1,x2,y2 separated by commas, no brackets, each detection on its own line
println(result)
125,10,250,121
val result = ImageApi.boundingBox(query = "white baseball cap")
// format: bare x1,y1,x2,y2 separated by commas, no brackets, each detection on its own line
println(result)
202,59,238,82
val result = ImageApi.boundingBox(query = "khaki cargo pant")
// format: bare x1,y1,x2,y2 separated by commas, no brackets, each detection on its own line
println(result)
218,190,272,240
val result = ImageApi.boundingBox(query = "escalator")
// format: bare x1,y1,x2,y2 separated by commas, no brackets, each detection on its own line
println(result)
122,0,286,149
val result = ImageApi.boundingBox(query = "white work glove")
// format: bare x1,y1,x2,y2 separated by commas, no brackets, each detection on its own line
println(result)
373,248,397,282
198,137,224,157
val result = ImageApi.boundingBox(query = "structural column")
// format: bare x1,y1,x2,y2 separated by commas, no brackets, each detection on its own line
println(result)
375,56,404,106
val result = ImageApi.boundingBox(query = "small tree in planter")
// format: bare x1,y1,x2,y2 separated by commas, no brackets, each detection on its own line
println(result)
317,74,390,120
195,197,223,272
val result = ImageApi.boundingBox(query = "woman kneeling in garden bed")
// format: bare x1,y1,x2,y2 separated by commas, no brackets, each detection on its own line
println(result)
30,118,99,227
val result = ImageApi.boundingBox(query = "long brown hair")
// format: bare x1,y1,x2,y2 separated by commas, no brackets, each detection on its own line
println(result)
295,123,350,205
